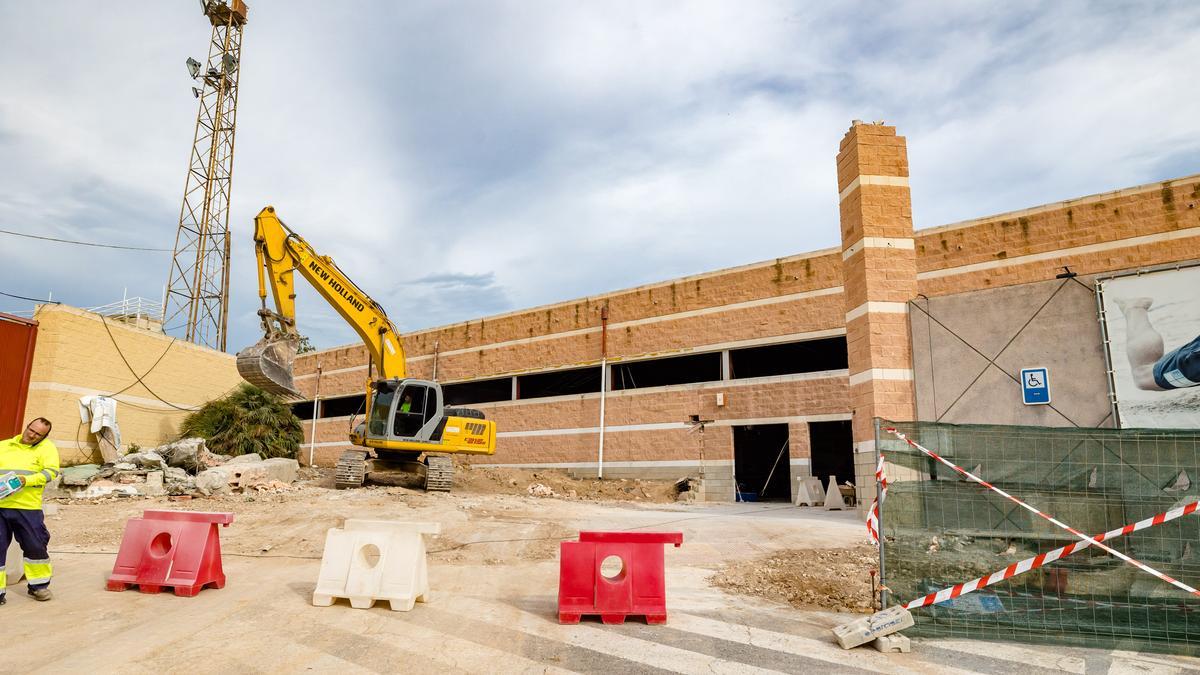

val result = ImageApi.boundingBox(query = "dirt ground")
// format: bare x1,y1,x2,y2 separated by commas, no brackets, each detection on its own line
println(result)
709,546,879,613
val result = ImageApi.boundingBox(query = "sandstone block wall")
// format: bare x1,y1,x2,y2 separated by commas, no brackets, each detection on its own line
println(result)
25,305,242,465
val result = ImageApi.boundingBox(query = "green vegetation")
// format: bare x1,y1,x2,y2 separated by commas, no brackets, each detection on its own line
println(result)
179,384,303,459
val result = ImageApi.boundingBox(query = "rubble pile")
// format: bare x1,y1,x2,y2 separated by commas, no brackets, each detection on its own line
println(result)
54,438,299,500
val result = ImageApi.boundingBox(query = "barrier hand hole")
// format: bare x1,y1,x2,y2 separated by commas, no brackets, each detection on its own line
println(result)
150,532,173,557
600,555,625,580
360,543,382,569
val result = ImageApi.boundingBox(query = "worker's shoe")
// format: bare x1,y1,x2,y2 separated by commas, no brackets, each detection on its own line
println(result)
0,594,6,605
27,587,51,601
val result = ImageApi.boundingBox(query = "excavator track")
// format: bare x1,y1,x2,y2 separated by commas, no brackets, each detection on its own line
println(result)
335,450,369,489
423,454,453,492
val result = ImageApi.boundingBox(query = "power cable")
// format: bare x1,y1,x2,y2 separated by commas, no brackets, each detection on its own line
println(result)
105,337,178,398
99,316,203,412
0,290,60,304
0,228,172,252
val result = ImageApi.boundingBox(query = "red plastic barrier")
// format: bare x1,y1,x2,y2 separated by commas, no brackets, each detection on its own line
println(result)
106,510,234,596
558,531,683,625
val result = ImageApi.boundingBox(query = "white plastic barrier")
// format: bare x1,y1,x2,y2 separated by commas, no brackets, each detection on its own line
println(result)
823,475,848,510
312,520,440,611
794,477,826,506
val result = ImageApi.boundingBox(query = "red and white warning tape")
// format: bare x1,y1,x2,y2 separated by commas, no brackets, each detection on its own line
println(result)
903,498,1200,610
866,453,886,545
882,427,1200,601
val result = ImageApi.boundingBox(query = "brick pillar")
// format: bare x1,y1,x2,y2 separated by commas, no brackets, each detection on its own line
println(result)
836,121,918,510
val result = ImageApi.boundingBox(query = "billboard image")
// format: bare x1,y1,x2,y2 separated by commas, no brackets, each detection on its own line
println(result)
1099,265,1200,429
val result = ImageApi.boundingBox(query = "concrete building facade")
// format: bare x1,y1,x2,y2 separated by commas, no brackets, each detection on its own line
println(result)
293,122,1200,504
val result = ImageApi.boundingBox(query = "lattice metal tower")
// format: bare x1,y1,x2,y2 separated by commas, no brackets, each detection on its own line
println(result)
163,0,249,351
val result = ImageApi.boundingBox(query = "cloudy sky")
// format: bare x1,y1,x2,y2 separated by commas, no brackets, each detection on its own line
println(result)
1,1,1197,351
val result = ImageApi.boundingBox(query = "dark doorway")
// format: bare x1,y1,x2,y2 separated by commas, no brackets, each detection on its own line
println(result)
809,420,854,493
732,424,791,502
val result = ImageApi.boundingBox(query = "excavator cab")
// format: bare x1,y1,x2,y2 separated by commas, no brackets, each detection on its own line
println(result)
364,379,443,442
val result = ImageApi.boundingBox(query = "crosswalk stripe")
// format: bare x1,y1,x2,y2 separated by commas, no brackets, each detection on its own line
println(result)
363,607,579,674
666,611,978,675
931,639,1087,674
435,594,788,674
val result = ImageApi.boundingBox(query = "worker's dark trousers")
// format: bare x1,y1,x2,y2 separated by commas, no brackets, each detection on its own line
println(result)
0,508,52,596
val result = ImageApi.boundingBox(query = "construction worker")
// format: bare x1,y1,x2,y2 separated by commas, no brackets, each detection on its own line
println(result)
0,417,60,603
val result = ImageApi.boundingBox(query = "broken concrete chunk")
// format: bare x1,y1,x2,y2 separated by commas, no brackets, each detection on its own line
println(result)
225,453,264,465
119,451,166,470
527,483,556,497
235,458,299,487
113,462,138,471
73,480,139,499
155,438,226,472
60,464,102,487
833,606,914,650
195,468,233,496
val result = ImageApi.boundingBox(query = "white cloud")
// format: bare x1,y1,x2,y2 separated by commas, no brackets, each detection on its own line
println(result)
1,1,1197,352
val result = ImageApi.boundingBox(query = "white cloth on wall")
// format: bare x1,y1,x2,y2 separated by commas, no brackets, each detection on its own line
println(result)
78,395,122,462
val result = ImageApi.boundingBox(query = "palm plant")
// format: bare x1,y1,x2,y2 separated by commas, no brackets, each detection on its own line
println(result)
179,384,303,459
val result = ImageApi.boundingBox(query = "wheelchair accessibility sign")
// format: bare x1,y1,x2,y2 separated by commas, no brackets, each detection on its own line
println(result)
1020,367,1050,405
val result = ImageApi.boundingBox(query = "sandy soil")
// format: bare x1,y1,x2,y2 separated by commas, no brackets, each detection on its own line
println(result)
709,546,880,613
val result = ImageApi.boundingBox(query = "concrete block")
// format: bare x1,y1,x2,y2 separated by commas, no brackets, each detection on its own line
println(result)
235,458,299,486
143,471,165,496
225,453,263,465
794,477,825,506
195,468,233,496
833,606,914,649
313,520,439,611
872,633,911,653
824,475,848,510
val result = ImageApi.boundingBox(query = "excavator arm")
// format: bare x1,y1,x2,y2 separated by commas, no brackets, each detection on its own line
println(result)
236,205,406,396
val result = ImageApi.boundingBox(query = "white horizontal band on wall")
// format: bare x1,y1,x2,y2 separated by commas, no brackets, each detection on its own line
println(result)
847,368,914,387
27,381,196,412
842,237,915,260
917,226,1200,280
838,175,910,203
845,301,908,322
854,440,876,455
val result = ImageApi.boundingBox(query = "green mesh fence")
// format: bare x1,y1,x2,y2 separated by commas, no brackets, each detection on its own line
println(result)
877,420,1200,657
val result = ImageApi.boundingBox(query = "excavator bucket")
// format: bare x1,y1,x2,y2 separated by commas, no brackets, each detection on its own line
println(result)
236,335,301,398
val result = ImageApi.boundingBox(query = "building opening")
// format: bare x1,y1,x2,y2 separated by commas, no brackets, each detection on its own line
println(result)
808,420,853,494
732,424,791,502
443,376,512,405
729,336,848,379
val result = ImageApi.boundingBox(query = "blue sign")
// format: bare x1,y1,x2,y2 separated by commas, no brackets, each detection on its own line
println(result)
1021,367,1050,405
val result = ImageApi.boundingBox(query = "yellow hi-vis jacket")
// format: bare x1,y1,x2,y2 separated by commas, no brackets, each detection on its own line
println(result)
0,435,61,510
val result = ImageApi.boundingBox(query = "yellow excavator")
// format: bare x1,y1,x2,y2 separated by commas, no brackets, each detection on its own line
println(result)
235,205,496,491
